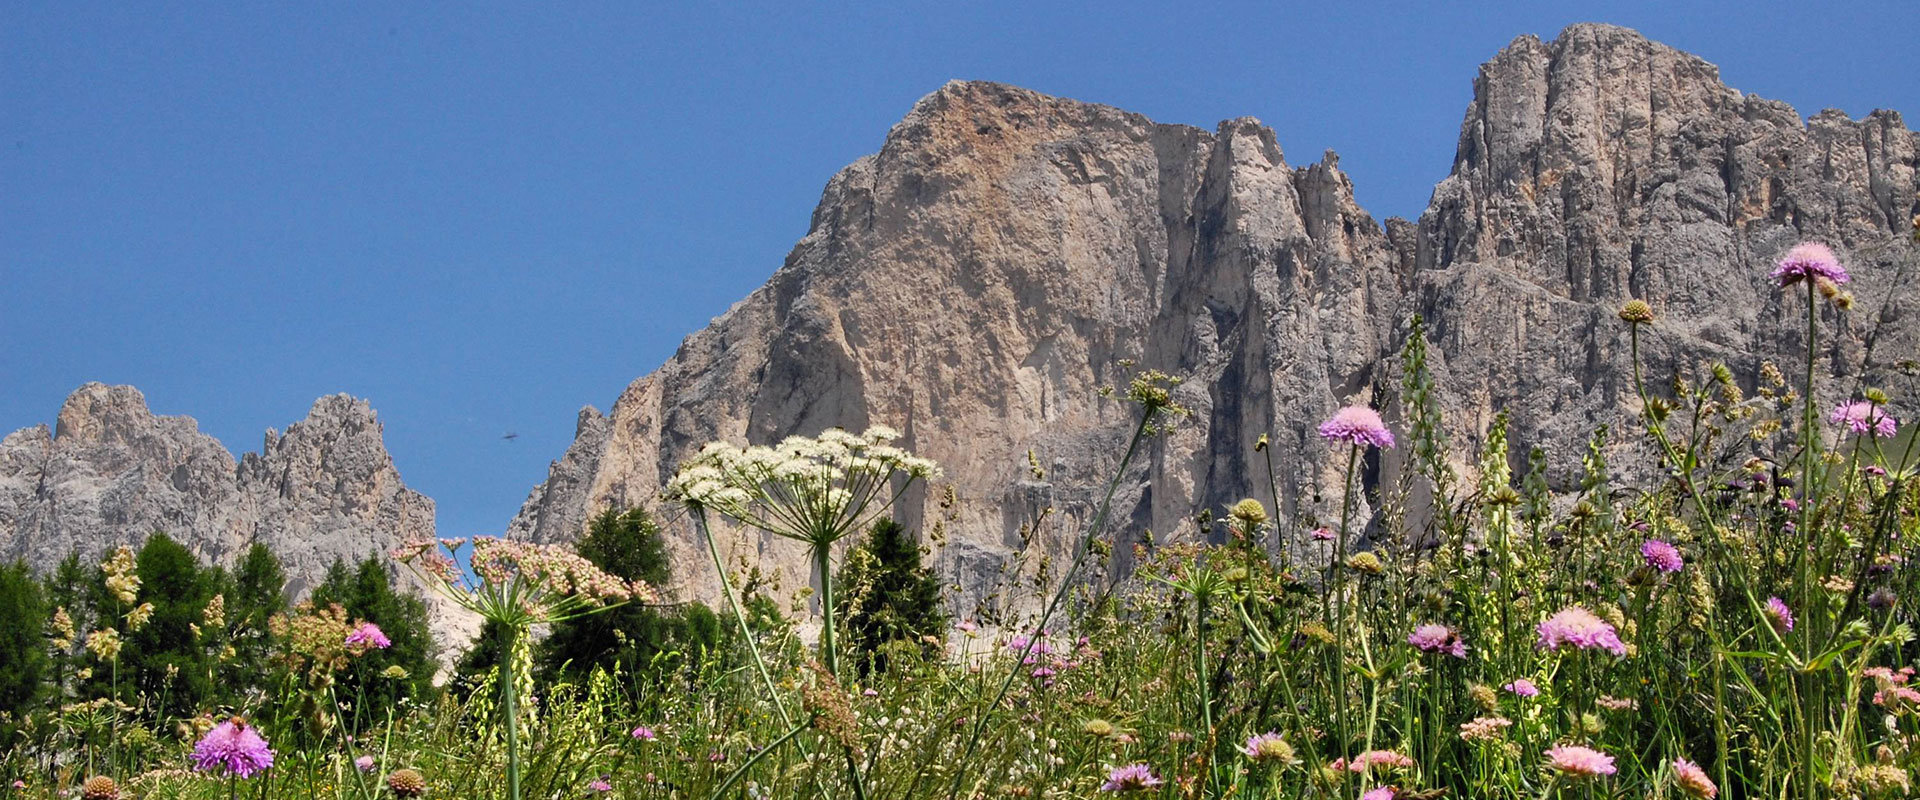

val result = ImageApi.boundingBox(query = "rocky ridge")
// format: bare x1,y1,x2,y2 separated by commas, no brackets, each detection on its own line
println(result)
0,383,474,645
508,24,1919,614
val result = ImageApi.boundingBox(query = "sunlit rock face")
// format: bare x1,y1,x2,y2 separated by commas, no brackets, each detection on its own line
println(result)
511,24,1915,616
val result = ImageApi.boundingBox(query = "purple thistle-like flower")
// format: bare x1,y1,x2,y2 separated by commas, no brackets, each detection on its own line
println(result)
1536,606,1627,656
190,718,275,778
588,777,612,792
1770,242,1849,287
1407,623,1467,658
1831,401,1900,438
345,621,391,650
1100,763,1164,792
1318,406,1395,449
1641,540,1684,573
631,725,657,741
353,755,376,773
1504,678,1540,697
1765,596,1795,632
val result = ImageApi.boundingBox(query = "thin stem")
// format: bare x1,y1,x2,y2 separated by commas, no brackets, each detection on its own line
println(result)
501,624,522,800
694,508,797,729
944,408,1159,798
1332,443,1360,757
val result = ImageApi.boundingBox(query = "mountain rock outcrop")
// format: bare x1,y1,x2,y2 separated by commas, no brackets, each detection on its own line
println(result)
509,24,1918,615
0,384,471,643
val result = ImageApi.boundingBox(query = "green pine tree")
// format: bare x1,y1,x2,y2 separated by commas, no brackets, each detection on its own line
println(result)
537,507,722,686
0,561,49,727
310,555,436,725
106,533,218,719
836,518,947,675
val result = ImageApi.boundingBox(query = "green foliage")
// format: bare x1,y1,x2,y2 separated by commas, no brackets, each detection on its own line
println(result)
836,518,946,674
0,561,48,722
113,532,218,718
309,555,436,722
538,507,723,686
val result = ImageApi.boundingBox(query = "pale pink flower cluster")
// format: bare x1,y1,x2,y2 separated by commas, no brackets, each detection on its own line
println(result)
1866,666,1920,709
389,538,459,583
469,537,656,605
1544,744,1616,778
1504,678,1540,697
1332,750,1414,775
1536,606,1626,656
1458,716,1512,742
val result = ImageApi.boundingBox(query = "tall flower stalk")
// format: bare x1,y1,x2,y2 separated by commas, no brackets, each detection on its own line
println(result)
666,424,939,798
1318,405,1394,755
393,536,651,800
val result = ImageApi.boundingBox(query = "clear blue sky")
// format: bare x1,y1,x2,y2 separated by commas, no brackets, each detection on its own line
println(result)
4,2,1914,540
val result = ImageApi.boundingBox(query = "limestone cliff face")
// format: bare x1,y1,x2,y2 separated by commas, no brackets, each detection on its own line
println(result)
510,23,1918,614
0,384,470,644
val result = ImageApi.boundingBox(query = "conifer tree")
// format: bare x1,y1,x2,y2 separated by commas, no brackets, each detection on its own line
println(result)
836,518,946,674
538,507,722,685
0,561,48,725
310,555,435,722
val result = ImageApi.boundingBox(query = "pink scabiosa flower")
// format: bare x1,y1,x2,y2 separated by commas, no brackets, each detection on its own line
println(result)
588,776,612,793
1407,623,1467,658
1770,242,1848,287
190,717,275,778
1641,540,1684,573
353,755,376,773
1311,527,1335,541
1361,788,1397,800
1099,763,1164,792
345,621,391,651
1241,732,1296,765
1673,758,1718,798
1544,744,1616,778
1764,596,1795,632
1318,406,1395,449
1339,750,1415,774
1504,678,1540,697
630,725,657,741
1831,401,1899,438
1536,606,1627,656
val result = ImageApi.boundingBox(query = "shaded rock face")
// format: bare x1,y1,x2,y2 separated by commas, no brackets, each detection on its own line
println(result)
0,384,469,644
510,23,1918,615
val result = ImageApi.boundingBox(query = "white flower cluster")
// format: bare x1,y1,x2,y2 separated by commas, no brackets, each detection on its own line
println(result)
665,425,942,545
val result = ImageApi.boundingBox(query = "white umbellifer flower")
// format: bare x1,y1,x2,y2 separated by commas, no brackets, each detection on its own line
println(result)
666,425,942,548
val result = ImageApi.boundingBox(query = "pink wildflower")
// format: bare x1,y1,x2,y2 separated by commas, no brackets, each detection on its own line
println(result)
1673,758,1718,798
1544,744,1616,778
190,718,275,778
1764,596,1794,632
1831,401,1899,438
1770,242,1848,287
353,755,376,773
1407,623,1467,658
631,725,657,741
1536,606,1627,656
1641,540,1683,573
1099,763,1163,792
345,621,391,651
1318,406,1395,449
1504,678,1540,697
1311,528,1335,541
1361,788,1397,800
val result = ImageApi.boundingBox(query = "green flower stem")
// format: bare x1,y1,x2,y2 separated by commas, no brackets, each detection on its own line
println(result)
706,722,809,800
1332,442,1360,757
501,623,522,800
944,407,1159,799
693,507,796,730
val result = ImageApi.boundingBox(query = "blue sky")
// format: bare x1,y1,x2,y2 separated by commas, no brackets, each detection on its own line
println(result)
4,1,1914,541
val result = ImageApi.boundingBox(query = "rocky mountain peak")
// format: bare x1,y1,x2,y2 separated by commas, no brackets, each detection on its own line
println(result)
509,24,1915,616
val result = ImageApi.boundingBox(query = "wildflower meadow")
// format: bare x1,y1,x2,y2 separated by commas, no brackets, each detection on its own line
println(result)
4,238,1919,799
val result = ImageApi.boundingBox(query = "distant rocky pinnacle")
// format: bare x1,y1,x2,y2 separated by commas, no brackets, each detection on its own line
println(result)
508,23,1918,614
0,383,474,647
